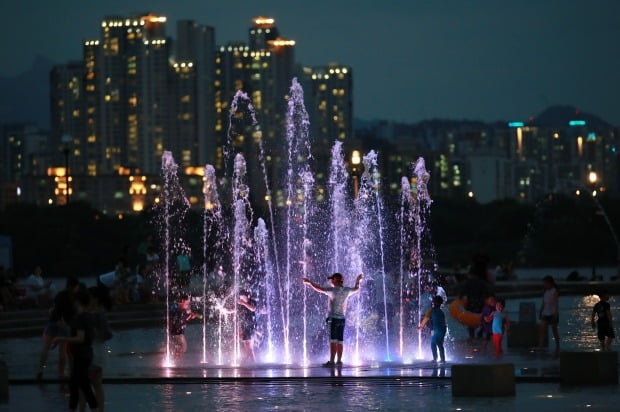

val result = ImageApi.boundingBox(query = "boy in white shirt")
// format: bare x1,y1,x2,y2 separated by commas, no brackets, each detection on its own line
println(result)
303,272,362,366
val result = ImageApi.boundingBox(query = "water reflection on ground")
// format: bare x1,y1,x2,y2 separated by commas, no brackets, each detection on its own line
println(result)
1,296,619,410
4,381,620,412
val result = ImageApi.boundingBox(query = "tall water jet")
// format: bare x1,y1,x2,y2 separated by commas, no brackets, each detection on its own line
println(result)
367,151,391,361
358,151,391,360
202,165,222,363
399,177,413,360
231,153,254,365
353,150,390,361
254,218,276,362
228,91,281,289
301,170,314,366
159,151,190,367
412,157,433,359
328,141,351,273
283,78,312,363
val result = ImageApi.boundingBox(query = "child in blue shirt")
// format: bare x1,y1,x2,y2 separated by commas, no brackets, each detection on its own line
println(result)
491,298,510,357
418,295,447,363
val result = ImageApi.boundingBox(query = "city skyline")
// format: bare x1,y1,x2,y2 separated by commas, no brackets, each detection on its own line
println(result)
1,0,619,126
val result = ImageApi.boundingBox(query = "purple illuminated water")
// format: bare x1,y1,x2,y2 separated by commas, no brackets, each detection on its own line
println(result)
157,80,438,366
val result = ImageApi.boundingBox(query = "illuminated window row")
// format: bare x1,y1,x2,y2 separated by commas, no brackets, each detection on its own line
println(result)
269,39,295,47
173,62,195,68
102,17,165,28
220,45,250,52
144,39,166,45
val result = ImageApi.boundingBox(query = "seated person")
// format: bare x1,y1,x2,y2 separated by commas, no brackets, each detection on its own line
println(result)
25,266,55,307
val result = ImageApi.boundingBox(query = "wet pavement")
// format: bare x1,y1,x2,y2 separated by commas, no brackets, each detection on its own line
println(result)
1,294,619,410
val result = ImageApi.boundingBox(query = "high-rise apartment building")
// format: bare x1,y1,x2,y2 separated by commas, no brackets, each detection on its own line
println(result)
215,17,297,159
42,14,355,212
304,64,353,154
50,62,86,171
93,14,170,174
0,124,50,207
175,20,216,167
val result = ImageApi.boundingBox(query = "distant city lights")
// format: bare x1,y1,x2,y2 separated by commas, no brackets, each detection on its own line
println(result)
569,120,586,126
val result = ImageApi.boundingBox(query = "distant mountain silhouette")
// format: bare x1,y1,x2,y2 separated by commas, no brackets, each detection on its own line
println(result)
354,106,615,132
529,105,612,129
0,56,54,128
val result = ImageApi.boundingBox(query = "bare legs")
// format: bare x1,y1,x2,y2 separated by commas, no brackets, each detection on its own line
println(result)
550,323,560,353
328,342,344,364
241,340,255,363
171,335,187,358
38,338,67,378
78,368,104,412
538,319,560,354
601,337,614,351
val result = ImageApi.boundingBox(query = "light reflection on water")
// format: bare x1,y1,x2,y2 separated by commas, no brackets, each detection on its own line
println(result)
496,295,619,351
8,381,620,411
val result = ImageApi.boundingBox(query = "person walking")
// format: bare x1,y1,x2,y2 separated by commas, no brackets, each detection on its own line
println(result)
538,275,560,354
591,290,615,351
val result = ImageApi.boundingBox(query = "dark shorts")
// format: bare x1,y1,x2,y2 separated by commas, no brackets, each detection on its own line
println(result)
481,329,492,341
541,315,559,325
43,321,69,339
241,324,254,341
597,323,615,341
327,317,345,343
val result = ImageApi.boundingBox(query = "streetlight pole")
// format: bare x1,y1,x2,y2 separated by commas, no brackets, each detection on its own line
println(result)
581,171,620,278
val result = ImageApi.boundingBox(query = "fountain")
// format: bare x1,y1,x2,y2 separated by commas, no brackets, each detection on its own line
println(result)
158,151,191,367
201,165,222,363
154,79,439,367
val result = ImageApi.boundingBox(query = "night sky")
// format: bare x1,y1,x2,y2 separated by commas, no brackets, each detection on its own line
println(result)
1,0,619,125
